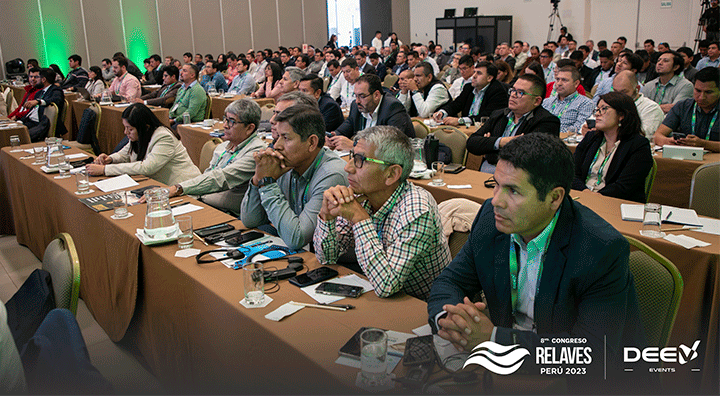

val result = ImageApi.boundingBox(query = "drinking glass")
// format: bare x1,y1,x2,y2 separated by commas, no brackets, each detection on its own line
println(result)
112,191,130,219
32,146,46,165
56,161,73,179
75,168,90,194
176,215,193,249
360,328,388,387
430,161,445,186
640,203,665,238
243,262,265,305
9,135,22,152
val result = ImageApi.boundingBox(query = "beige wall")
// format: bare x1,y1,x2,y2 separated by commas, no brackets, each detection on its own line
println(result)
0,0,329,79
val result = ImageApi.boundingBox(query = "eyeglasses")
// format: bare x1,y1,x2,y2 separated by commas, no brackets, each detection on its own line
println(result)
593,106,611,116
223,117,242,127
508,88,539,98
349,150,396,168
484,176,497,188
355,92,373,100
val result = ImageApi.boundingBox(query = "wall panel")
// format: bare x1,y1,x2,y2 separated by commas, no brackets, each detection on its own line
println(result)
0,1,44,76
38,0,87,75
83,0,126,67
251,0,280,50
303,0,329,49
278,0,304,47
221,0,253,53
121,0,162,67
190,0,224,57
157,0,192,60
361,0,391,47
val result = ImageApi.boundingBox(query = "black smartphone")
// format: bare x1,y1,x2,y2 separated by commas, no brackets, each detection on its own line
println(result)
671,132,687,140
289,267,338,287
403,335,435,366
130,185,160,198
316,282,363,298
444,164,465,174
195,223,234,238
225,231,264,246
586,119,596,129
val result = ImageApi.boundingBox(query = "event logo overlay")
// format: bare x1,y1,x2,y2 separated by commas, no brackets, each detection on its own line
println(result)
462,341,530,375
624,340,701,373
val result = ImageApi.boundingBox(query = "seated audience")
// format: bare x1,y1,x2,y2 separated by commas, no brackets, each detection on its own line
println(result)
87,103,200,185
200,61,228,92
276,66,305,95
18,68,67,141
433,61,509,126
539,49,556,83
593,52,643,105
654,67,720,152
610,70,664,140
9,69,40,121
84,66,106,97
640,51,694,113
61,54,89,90
467,74,560,174
227,58,257,95
169,99,266,215
315,126,451,300
397,62,450,118
103,56,141,101
495,60,515,90
586,49,615,92
331,74,415,150
169,64,207,126
101,58,115,81
427,132,646,392
134,65,180,107
329,58,362,109
251,61,283,99
241,105,348,249
298,74,344,132
542,66,594,132
676,47,698,82
695,41,720,70
573,92,653,203
368,53,387,81
446,55,474,99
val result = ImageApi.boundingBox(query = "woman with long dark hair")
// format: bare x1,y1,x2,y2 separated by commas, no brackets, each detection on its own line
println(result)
251,61,283,99
87,103,200,185
572,91,653,203
326,34,338,49
85,66,106,96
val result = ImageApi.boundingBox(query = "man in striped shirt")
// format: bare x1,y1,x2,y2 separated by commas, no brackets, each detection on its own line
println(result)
314,126,451,300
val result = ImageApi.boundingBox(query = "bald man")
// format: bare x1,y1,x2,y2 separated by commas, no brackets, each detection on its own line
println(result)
610,71,664,140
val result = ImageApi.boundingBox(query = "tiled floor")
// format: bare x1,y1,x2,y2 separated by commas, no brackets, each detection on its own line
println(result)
0,235,164,394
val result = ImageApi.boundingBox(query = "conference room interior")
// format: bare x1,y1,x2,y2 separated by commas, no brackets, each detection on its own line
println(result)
0,0,718,394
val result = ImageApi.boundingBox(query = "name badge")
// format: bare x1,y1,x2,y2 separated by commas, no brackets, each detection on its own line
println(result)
171,103,179,112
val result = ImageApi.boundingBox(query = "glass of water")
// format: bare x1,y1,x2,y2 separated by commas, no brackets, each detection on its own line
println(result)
54,153,71,179
243,262,265,305
176,215,193,249
75,168,91,194
430,161,446,186
112,191,130,219
360,328,388,387
639,203,665,238
32,146,46,165
9,135,22,152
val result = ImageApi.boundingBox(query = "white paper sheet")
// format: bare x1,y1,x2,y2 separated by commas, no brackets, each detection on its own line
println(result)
171,203,203,216
663,234,712,249
174,248,201,258
265,302,304,321
447,184,472,189
684,217,720,236
93,174,139,192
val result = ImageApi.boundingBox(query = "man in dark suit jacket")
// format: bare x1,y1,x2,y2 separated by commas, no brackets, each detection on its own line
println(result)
427,133,646,391
467,74,560,173
298,74,344,132
433,61,509,126
355,51,375,76
19,68,66,141
134,65,180,108
368,53,387,81
329,74,414,151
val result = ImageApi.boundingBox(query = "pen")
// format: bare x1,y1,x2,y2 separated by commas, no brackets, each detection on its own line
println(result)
664,211,673,222
171,202,191,209
289,301,348,311
661,226,701,232
169,199,183,206
193,232,209,246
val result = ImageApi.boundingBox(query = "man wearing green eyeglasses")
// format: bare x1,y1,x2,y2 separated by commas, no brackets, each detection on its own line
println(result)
467,74,560,174
315,125,451,300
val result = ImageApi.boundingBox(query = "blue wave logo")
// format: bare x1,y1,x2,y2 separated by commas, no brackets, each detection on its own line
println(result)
463,341,530,375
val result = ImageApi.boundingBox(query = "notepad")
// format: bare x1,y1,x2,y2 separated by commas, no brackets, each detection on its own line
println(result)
93,174,139,192
620,204,702,227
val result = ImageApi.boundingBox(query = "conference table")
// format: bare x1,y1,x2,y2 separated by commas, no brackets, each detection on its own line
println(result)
209,94,275,119
413,168,719,394
0,119,30,235
438,124,720,208
71,101,169,154
176,121,223,167
0,143,433,394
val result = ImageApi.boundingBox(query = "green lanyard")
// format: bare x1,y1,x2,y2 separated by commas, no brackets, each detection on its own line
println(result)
210,133,256,170
469,89,484,116
509,211,559,317
160,82,176,98
374,183,404,240
551,93,577,119
290,154,323,207
114,73,127,95
655,82,668,104
504,115,523,137
586,138,617,186
690,103,718,141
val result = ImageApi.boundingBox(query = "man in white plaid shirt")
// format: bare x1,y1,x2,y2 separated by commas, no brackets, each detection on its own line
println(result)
314,126,451,300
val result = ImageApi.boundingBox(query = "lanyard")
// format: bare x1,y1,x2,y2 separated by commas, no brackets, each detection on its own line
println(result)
469,89,484,116
691,103,718,140
374,183,404,240
210,134,256,170
233,73,246,91
655,82,669,104
550,93,577,119
290,154,322,207
509,212,559,317
114,73,127,95
160,82,175,98
504,114,523,137
586,138,617,185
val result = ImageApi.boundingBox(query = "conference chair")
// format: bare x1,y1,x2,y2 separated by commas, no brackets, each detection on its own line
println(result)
4,87,14,115
42,233,81,316
411,118,430,139
644,157,657,203
199,138,223,171
68,102,101,155
625,236,683,348
204,93,212,119
60,99,69,130
431,126,468,165
689,162,719,218
382,74,398,89
323,76,330,92
260,106,274,122
45,103,59,138
254,97,275,107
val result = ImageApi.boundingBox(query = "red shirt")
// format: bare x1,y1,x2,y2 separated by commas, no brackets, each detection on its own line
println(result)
8,85,39,120
545,82,586,98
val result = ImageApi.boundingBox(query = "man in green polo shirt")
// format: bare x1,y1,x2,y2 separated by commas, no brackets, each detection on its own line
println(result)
170,63,207,127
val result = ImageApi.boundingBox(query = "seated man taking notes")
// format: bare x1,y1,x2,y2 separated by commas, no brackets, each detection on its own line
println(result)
314,126,451,300
241,105,348,250
168,99,267,216
427,133,646,390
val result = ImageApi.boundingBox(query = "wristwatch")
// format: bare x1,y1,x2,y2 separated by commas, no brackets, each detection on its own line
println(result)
174,184,184,195
258,176,276,188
